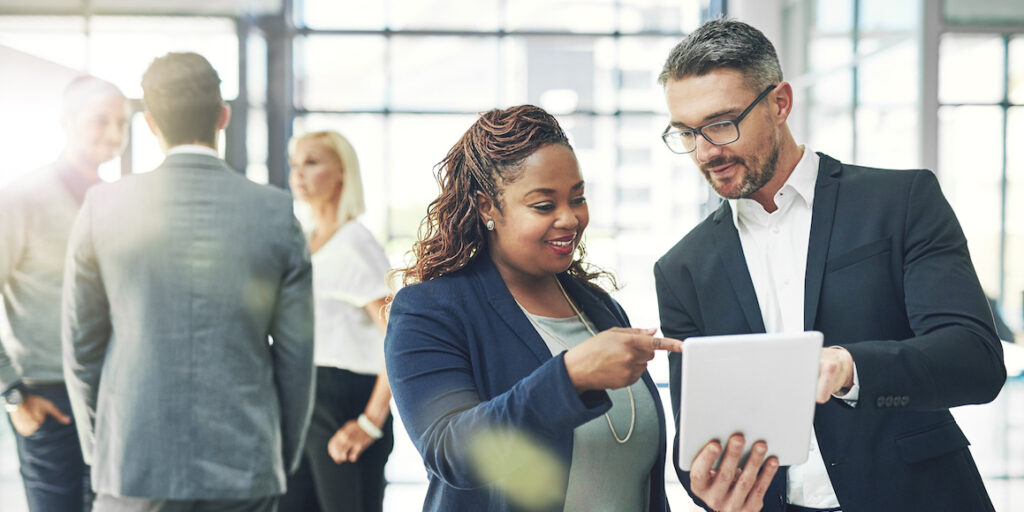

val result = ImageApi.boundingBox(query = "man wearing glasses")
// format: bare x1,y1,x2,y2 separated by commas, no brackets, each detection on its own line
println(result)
653,18,1003,512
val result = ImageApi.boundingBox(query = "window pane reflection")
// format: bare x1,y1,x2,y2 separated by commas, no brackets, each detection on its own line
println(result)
1007,107,1024,330
506,0,617,32
618,0,703,33
0,16,87,70
296,0,385,30
387,115,476,242
389,0,500,30
940,35,1004,104
295,36,387,111
939,106,1003,295
501,36,617,113
1011,37,1024,105
390,36,499,112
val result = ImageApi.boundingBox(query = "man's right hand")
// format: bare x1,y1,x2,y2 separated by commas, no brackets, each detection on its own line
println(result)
690,434,779,512
8,394,72,437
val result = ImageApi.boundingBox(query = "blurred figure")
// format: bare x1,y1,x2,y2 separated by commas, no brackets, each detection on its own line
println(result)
279,131,394,512
61,52,315,512
385,105,682,511
0,75,127,512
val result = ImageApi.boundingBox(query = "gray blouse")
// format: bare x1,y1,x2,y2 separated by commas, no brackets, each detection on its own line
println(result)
521,308,659,511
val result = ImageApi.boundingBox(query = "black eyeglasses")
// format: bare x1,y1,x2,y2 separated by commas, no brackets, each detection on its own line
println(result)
661,85,778,154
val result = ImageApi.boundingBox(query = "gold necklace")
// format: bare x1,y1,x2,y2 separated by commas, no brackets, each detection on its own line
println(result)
522,279,636,444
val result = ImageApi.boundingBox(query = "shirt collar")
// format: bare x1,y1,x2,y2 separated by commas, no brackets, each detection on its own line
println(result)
729,146,819,228
166,144,220,159
54,158,102,205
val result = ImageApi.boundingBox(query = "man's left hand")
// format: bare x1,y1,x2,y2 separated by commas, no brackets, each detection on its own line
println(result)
327,420,375,464
816,346,855,403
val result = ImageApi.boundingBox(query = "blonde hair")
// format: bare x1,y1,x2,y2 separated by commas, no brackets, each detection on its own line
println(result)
289,130,366,225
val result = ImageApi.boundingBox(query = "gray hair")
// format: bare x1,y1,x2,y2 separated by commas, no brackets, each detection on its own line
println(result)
658,18,783,92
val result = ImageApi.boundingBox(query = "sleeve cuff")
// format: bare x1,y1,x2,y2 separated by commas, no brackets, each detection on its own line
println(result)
833,361,860,404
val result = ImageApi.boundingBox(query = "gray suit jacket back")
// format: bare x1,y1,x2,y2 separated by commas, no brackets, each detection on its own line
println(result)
62,153,315,500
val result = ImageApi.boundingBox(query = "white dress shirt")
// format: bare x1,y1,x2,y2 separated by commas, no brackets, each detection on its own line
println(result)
729,147,857,509
167,144,221,159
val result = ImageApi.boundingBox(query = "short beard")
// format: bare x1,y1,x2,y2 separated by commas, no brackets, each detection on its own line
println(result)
700,135,781,200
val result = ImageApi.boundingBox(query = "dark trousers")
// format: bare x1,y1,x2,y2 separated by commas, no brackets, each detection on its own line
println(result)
9,384,93,512
279,367,394,512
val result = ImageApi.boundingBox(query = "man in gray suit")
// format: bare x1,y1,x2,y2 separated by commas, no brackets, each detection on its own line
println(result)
61,52,315,512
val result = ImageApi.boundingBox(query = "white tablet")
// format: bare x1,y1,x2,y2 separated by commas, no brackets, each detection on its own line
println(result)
677,331,823,471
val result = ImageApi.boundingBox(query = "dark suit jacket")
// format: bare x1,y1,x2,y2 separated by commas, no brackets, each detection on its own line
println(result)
386,255,669,512
62,153,315,499
654,153,1005,512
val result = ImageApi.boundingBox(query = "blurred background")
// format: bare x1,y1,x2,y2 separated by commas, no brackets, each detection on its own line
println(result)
1,0,1023,510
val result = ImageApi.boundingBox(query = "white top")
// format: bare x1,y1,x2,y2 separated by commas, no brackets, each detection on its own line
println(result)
310,220,391,375
728,147,858,509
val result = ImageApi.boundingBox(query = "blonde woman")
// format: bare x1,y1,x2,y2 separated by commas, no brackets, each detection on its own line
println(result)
280,131,394,512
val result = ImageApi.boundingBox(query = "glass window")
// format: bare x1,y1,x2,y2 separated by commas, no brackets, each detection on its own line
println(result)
88,16,239,100
129,112,164,174
814,0,853,36
618,0,703,33
939,106,1004,295
939,35,1004,105
1011,37,1024,105
247,108,268,184
855,106,918,169
294,35,387,111
1007,106,1024,330
505,0,617,33
0,16,87,70
390,36,499,112
295,0,385,30
501,36,617,114
389,0,500,30
247,32,267,107
386,114,476,244
859,0,919,32
618,36,679,112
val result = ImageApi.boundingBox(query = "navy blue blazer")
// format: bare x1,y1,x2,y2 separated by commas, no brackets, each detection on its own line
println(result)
654,153,1005,512
386,255,670,512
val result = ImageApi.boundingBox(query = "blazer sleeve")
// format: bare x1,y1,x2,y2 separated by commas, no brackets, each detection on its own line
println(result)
268,215,316,474
654,259,715,511
842,169,1005,410
0,191,26,392
61,195,111,465
385,283,611,490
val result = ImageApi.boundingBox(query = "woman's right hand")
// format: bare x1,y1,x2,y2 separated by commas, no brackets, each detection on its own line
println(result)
563,327,683,391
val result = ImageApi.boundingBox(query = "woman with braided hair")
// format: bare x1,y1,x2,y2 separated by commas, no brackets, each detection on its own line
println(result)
385,105,680,511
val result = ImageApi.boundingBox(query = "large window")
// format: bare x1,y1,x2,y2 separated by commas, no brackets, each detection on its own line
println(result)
939,33,1024,334
290,0,711,339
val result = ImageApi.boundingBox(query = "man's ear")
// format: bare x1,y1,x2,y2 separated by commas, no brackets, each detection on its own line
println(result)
770,82,794,125
475,191,498,227
217,104,231,131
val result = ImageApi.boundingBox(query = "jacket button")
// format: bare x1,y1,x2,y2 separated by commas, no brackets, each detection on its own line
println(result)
901,396,910,407
884,396,894,407
876,396,885,407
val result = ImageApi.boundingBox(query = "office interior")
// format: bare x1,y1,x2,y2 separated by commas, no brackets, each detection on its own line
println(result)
1,0,1023,510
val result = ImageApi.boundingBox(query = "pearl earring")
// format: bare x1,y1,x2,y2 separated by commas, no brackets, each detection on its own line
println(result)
486,220,495,231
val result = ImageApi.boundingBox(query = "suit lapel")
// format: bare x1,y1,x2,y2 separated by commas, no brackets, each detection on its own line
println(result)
474,257,558,364
804,153,841,331
711,202,766,333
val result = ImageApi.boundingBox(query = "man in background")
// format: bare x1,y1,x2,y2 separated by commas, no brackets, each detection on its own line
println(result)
0,75,127,512
62,52,315,512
